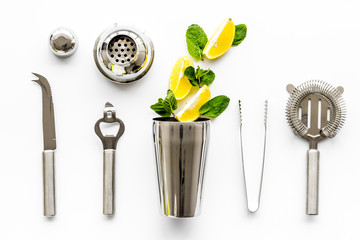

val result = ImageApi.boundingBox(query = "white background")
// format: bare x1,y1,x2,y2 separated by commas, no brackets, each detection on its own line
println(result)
0,0,359,239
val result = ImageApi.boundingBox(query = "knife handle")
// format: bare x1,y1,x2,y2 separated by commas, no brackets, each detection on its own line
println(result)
43,150,55,217
103,149,115,215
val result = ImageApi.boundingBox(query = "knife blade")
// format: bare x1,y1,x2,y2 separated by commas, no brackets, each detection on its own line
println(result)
32,73,56,150
33,73,56,217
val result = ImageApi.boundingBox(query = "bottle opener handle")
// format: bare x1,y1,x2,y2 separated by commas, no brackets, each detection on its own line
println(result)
103,149,115,215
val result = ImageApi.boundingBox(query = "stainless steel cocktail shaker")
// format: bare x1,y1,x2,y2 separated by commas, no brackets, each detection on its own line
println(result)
153,117,210,218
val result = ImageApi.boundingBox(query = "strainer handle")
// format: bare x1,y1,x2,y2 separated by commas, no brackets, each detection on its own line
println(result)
307,149,319,215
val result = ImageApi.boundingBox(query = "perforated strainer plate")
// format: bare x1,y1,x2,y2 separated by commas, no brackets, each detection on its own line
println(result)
108,35,137,64
94,24,154,84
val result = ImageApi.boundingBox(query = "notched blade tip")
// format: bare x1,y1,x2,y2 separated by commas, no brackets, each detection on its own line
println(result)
31,72,47,82
31,72,43,84
32,72,41,78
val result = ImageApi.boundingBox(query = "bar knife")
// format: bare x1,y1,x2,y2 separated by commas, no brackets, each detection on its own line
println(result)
32,73,56,217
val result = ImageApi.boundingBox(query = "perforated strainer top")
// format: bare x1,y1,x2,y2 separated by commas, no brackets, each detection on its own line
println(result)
94,24,154,84
108,35,137,64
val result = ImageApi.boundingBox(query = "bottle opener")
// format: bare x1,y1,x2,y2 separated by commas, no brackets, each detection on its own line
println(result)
95,102,125,215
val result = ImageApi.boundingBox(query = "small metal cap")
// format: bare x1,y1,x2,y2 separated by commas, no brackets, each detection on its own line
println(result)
93,24,154,84
49,27,78,57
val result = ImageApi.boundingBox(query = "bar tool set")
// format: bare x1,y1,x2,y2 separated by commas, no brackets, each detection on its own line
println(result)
286,80,346,215
30,22,348,219
95,102,125,215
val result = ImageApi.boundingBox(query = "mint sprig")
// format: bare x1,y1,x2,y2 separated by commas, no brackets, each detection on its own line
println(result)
150,90,178,117
186,24,208,60
199,95,230,118
184,66,215,87
232,24,247,46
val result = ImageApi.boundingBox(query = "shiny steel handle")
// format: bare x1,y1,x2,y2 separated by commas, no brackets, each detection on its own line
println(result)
43,150,55,217
103,149,115,215
307,149,319,215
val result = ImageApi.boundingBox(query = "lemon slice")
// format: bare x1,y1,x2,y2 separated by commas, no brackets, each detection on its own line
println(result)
169,56,194,100
175,86,211,122
203,18,235,59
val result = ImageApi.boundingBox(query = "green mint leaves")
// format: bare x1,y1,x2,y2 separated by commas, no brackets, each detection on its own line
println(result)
150,98,170,117
199,95,230,118
232,24,247,46
184,66,197,86
184,66,215,87
186,22,247,60
151,20,245,120
186,24,208,60
150,90,178,117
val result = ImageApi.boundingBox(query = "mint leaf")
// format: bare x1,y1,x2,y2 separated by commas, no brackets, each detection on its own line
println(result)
184,66,198,86
164,89,177,112
232,24,247,46
186,40,203,60
150,90,178,117
199,95,230,118
186,24,208,60
199,70,215,86
150,98,171,117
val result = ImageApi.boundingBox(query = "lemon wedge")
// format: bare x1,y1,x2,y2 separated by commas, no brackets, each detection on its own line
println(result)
169,56,194,100
175,85,211,122
203,18,235,59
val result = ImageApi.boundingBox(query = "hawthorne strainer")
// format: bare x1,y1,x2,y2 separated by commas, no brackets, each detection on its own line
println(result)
286,80,346,215
93,24,154,84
